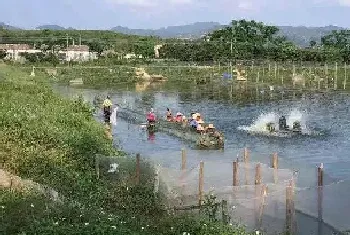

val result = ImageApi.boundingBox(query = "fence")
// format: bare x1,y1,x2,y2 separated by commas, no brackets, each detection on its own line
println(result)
96,147,350,235
18,59,350,92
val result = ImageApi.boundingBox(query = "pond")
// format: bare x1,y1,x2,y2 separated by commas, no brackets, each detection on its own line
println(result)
53,82,350,234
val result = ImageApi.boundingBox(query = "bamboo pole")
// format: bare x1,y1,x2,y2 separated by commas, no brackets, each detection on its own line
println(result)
244,147,249,162
221,200,229,224
274,61,277,82
255,163,262,185
181,148,186,170
344,62,347,90
271,153,278,169
272,153,278,184
334,62,338,90
317,163,324,235
233,159,239,186
285,180,295,234
198,161,204,206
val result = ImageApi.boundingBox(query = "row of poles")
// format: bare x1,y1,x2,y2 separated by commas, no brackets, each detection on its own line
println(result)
94,147,325,235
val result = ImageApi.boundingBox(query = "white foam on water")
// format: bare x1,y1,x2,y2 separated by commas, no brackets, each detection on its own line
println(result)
238,109,313,135
238,111,279,133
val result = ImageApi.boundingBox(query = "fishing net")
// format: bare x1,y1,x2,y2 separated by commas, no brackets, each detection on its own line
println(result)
154,150,350,234
95,148,350,234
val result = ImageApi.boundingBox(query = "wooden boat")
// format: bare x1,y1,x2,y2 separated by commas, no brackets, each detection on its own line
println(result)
117,106,224,149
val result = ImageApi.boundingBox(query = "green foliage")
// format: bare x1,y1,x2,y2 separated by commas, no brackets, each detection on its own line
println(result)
0,65,251,235
0,188,251,235
0,49,6,59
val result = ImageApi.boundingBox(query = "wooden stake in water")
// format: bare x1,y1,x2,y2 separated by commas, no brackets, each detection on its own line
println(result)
232,159,239,186
221,200,229,224
255,163,262,185
286,180,295,235
344,62,347,90
198,161,204,206
334,62,338,90
317,163,324,235
181,148,186,170
272,153,278,169
274,61,277,81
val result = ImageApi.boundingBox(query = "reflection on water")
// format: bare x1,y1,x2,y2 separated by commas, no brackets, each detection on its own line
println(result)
52,83,350,185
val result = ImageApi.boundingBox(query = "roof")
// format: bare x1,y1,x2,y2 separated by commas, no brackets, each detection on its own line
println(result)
66,45,89,52
0,44,31,50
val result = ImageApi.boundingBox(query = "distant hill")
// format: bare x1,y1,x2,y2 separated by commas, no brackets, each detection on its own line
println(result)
0,22,21,30
277,25,345,47
35,25,67,30
1,21,346,47
111,22,223,38
111,22,347,47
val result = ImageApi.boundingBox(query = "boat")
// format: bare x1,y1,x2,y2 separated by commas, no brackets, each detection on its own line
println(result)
117,106,224,149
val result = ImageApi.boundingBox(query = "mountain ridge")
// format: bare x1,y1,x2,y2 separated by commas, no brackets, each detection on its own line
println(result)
1,22,347,47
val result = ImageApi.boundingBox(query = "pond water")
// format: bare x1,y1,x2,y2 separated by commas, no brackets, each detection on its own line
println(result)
54,84,350,182
53,83,350,234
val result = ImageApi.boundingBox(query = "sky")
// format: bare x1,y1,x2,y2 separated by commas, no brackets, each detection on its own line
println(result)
1,0,350,29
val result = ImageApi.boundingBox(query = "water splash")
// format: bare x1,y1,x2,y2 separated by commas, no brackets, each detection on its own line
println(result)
238,109,317,136
238,112,279,133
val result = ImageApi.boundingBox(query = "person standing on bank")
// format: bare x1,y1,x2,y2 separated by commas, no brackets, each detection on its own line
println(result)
103,95,113,123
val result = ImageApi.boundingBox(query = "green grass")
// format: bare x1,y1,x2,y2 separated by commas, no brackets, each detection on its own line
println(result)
0,65,252,235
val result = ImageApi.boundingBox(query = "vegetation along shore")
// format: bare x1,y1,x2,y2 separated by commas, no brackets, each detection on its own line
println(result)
0,64,253,234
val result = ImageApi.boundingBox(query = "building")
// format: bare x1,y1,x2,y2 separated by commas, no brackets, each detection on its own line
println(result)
0,44,41,61
61,45,98,62
123,53,143,59
154,44,163,58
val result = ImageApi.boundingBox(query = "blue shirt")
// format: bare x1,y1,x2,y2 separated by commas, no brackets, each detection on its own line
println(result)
190,119,198,128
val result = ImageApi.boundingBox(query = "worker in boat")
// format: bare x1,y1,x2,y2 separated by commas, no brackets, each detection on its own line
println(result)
175,112,183,122
189,113,199,129
266,122,276,132
278,115,287,130
196,119,205,133
196,113,203,123
205,123,216,135
292,121,302,131
146,108,156,125
103,95,113,123
166,108,172,121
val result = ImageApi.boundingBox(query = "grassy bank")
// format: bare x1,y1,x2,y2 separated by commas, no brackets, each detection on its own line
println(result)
0,65,251,234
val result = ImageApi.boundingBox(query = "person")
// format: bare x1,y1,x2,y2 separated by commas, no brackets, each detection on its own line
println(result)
189,113,198,129
196,119,205,133
146,108,156,124
175,112,183,122
166,108,172,121
205,123,216,134
292,121,301,131
103,95,113,123
266,122,276,132
278,115,287,130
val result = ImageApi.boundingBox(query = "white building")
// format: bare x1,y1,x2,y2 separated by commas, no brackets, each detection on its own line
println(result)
124,53,143,59
0,44,41,61
154,44,163,58
60,45,98,62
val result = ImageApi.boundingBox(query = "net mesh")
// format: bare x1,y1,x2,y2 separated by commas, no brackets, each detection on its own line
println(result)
153,149,350,234
95,148,350,234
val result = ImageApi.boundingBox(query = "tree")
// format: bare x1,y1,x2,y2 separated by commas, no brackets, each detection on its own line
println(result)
0,49,6,59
